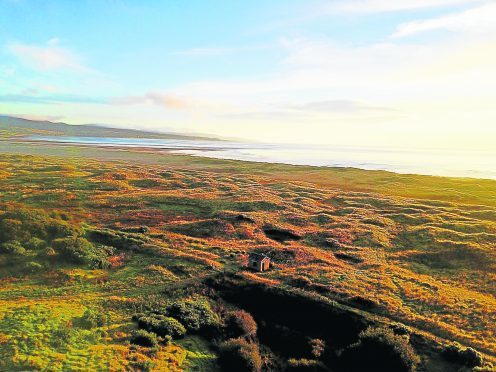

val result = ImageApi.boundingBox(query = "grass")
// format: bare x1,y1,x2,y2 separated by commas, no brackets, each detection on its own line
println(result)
0,145,495,369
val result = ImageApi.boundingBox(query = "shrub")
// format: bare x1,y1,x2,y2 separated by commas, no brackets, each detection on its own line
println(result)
163,335,173,346
391,322,411,336
24,237,47,250
132,312,146,322
130,330,158,348
50,325,76,348
167,297,220,332
52,237,109,267
0,241,27,256
157,317,186,338
339,326,420,372
442,342,483,367
47,220,79,239
218,338,262,372
309,338,325,359
0,208,80,245
23,261,44,274
224,310,257,339
137,315,186,338
53,236,94,263
0,218,26,242
287,358,327,371
78,309,107,329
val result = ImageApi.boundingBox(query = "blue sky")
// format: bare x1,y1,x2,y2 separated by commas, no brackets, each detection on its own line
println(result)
0,0,495,150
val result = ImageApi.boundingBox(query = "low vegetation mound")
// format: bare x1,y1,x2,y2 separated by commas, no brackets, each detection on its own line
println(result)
218,337,262,372
0,206,113,270
168,219,236,239
130,329,159,348
442,342,484,368
339,326,420,372
166,297,221,332
136,314,186,338
223,310,258,339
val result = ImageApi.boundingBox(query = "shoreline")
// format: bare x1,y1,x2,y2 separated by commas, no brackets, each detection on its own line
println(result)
5,137,496,182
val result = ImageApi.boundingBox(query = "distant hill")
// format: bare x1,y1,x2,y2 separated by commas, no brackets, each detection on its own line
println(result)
0,115,218,141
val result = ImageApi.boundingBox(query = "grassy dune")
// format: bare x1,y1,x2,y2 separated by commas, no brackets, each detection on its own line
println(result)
0,145,494,370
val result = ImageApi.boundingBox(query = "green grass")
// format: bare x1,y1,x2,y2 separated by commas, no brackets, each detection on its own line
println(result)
0,303,123,371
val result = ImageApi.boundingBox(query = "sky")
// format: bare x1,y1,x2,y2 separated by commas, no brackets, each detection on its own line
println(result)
0,0,495,151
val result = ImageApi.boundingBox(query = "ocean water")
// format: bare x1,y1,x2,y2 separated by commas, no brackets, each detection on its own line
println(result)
26,136,496,180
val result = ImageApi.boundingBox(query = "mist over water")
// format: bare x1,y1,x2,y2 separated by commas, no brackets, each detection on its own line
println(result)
27,136,496,180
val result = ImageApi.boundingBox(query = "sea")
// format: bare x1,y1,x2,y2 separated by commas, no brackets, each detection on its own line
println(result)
25,136,496,180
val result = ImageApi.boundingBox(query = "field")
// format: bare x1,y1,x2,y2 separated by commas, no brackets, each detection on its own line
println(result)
0,141,495,371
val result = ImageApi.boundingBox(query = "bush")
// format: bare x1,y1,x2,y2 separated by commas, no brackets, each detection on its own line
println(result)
287,358,327,371
0,218,27,242
130,330,158,348
47,220,80,239
22,261,44,274
0,241,27,256
52,236,110,267
50,325,76,348
309,338,325,359
78,309,106,329
224,310,257,339
442,342,483,367
339,326,420,372
0,208,80,244
137,315,186,338
167,297,220,332
24,237,47,250
218,338,262,372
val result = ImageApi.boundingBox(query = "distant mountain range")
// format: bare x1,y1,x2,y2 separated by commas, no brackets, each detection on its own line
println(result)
0,115,219,141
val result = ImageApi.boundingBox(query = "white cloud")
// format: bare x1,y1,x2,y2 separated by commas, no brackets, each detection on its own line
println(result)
111,92,211,110
7,41,91,73
392,2,496,37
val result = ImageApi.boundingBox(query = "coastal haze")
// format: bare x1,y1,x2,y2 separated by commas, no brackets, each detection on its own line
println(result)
2,116,495,179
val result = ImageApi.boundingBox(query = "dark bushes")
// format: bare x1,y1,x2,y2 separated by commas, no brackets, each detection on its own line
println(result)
339,326,420,372
287,358,327,371
167,297,220,332
131,297,219,341
218,338,262,372
52,236,112,268
0,241,27,256
442,342,483,367
224,310,257,339
22,261,44,273
0,207,112,269
77,309,106,329
0,208,80,244
136,315,186,338
130,330,158,348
